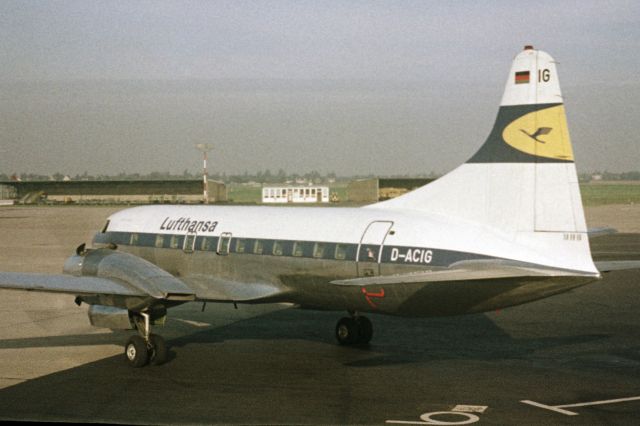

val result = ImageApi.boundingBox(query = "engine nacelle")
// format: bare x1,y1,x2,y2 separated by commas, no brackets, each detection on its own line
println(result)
63,247,195,313
88,305,135,330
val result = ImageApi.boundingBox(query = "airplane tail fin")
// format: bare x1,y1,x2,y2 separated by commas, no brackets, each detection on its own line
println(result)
372,46,596,273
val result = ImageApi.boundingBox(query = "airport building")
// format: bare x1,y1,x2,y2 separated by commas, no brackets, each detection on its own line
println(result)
0,184,16,200
1,178,432,205
1,179,227,204
346,178,434,203
262,186,329,203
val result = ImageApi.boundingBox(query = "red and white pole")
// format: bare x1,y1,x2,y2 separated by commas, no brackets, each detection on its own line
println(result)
203,150,209,204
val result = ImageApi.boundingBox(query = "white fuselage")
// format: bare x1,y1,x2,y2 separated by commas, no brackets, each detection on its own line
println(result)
96,204,599,317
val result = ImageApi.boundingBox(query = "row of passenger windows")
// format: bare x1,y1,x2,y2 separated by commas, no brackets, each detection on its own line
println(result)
127,232,351,260
230,238,349,260
129,233,182,249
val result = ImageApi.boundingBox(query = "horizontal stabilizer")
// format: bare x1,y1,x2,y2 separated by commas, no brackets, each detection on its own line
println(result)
331,260,597,287
588,227,618,239
595,261,640,273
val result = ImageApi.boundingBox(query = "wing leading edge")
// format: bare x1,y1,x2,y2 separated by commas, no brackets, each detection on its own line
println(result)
0,272,145,296
0,271,287,305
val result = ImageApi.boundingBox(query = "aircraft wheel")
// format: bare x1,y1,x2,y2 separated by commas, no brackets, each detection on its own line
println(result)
356,316,373,344
336,317,359,345
149,334,168,366
125,335,149,368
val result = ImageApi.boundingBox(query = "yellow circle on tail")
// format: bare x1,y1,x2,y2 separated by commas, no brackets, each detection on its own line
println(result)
502,105,574,161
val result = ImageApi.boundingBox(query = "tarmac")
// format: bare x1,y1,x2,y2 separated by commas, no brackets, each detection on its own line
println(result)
0,205,639,425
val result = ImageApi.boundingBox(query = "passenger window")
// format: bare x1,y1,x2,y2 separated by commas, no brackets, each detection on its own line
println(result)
170,235,179,249
129,233,139,245
293,242,304,257
200,237,211,251
155,235,164,248
273,241,284,256
236,239,247,253
253,240,264,255
313,242,326,258
335,244,347,260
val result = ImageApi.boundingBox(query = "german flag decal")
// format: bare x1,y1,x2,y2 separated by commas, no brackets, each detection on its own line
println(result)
515,71,530,84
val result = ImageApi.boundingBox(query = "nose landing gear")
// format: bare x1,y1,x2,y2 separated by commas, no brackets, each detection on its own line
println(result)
125,312,168,367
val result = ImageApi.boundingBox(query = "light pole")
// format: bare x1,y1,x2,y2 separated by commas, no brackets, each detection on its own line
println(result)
195,143,214,204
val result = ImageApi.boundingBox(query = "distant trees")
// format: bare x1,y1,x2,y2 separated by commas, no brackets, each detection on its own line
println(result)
3,169,639,183
12,172,49,181
580,171,640,182
615,171,640,180
0,169,345,183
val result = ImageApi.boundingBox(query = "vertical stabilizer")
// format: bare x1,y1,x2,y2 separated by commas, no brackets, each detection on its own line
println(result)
372,46,595,273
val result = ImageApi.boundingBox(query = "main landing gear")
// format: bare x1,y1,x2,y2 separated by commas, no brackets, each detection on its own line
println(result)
125,312,168,368
335,313,373,345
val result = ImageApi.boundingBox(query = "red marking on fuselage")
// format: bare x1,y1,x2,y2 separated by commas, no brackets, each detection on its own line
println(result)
361,287,385,309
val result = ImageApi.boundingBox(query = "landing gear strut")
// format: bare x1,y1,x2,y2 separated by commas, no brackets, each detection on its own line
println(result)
125,312,168,367
335,313,373,345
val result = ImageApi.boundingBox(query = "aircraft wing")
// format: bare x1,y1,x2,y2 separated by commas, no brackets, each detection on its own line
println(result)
331,260,597,287
0,272,146,296
0,270,288,304
0,249,197,305
594,261,640,273
181,274,288,302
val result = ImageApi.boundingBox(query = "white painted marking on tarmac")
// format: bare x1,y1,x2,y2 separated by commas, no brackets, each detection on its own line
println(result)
522,395,640,416
452,405,487,413
558,395,640,409
173,318,211,327
387,407,482,425
419,411,479,425
521,400,578,416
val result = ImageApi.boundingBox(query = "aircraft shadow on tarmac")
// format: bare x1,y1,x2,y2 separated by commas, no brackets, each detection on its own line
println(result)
0,306,616,366
1,288,639,424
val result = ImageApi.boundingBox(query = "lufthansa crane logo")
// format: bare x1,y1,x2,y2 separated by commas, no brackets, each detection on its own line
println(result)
520,127,552,143
502,105,574,161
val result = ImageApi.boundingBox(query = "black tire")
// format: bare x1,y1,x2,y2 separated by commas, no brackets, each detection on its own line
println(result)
335,317,359,345
356,316,373,345
125,335,149,368
149,334,168,366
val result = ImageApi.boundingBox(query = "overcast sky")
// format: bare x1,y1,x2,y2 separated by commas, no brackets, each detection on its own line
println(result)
1,0,638,176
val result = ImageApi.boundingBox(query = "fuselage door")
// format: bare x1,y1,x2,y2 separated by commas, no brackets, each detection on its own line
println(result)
357,220,393,277
183,232,197,254
217,232,232,255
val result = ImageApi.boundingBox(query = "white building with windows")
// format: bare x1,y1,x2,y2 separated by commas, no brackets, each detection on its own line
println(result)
262,186,329,203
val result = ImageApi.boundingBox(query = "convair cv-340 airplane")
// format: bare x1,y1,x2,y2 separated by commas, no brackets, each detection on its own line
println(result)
1,46,638,367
